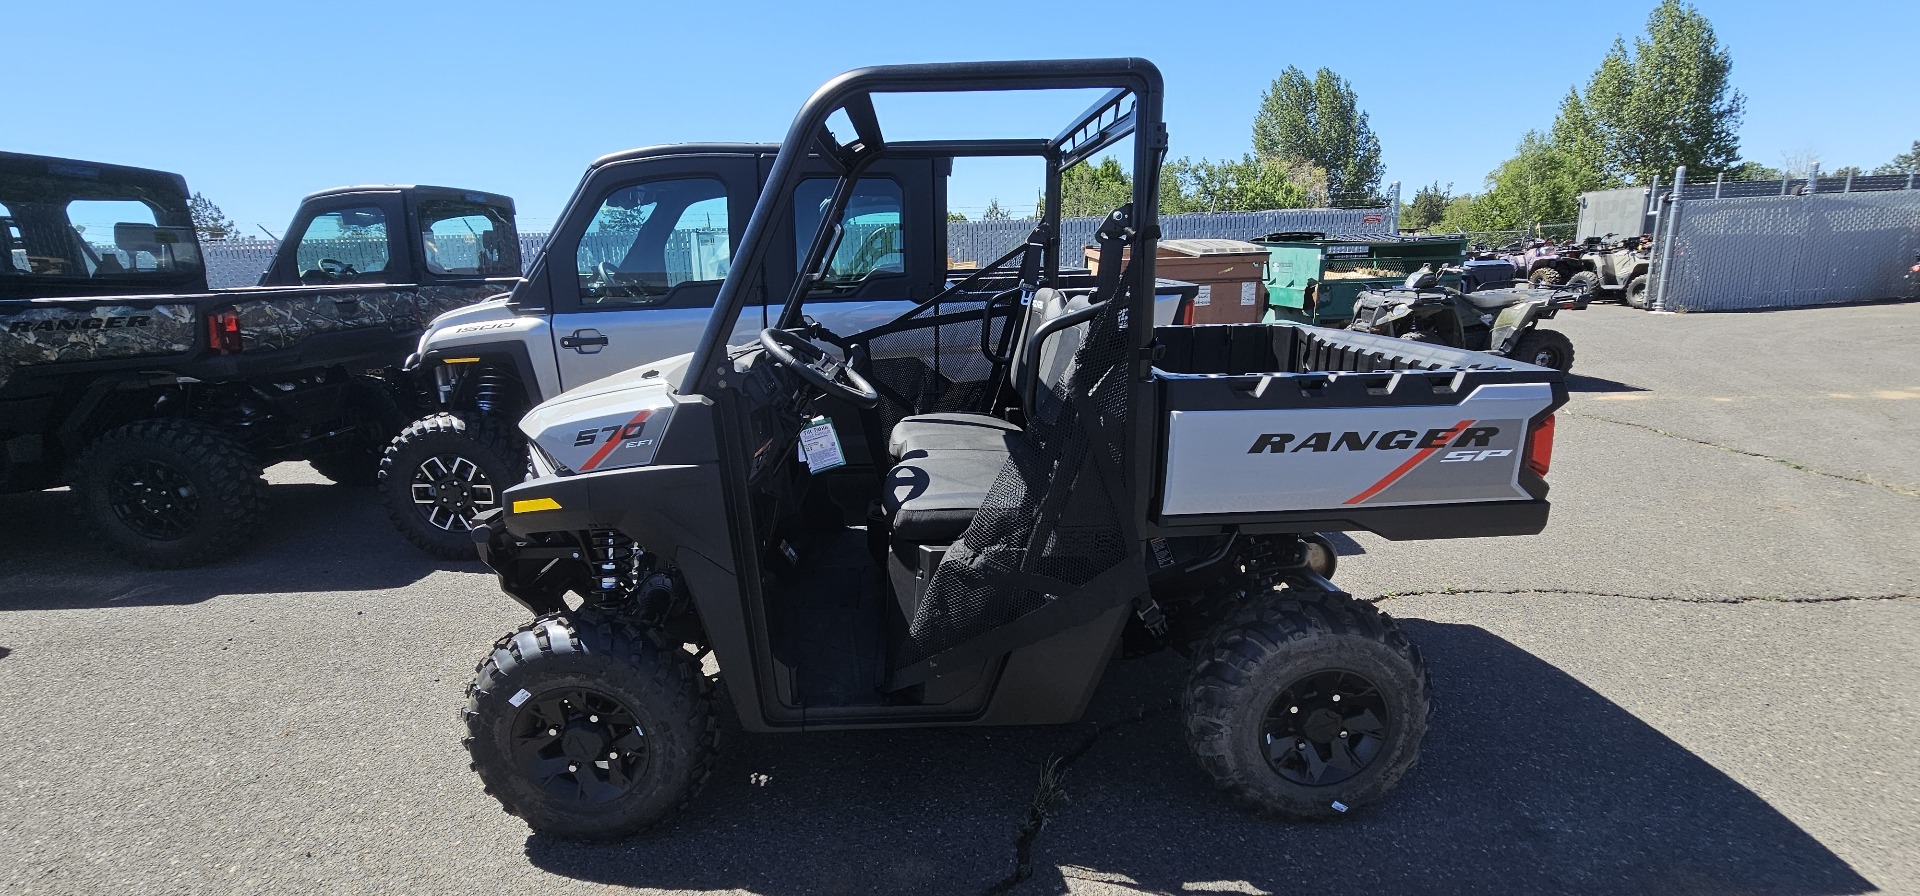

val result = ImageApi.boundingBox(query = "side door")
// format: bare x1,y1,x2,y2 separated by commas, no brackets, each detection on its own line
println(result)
547,157,758,391
788,158,943,338
264,192,409,287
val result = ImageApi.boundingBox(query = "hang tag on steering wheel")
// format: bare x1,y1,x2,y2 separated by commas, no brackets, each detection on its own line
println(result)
798,415,845,473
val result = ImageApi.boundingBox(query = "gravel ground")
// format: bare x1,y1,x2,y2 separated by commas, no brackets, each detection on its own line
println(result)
1,301,1915,895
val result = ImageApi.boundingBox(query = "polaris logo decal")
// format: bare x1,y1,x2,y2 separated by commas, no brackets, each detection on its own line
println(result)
8,315,153,333
1247,425,1499,454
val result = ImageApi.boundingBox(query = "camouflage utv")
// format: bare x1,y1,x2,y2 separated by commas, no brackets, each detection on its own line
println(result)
0,151,519,567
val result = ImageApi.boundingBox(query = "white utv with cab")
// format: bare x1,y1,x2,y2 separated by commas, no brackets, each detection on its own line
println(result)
460,59,1567,840
384,145,1196,557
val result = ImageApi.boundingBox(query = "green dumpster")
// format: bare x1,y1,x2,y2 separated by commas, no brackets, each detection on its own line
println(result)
1255,234,1469,326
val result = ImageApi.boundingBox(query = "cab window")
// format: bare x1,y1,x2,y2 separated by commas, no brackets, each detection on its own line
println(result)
419,200,519,278
577,177,730,307
793,178,905,290
293,207,389,284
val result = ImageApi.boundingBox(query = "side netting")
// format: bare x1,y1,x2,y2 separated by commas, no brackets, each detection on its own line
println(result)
900,276,1140,668
861,295,1013,434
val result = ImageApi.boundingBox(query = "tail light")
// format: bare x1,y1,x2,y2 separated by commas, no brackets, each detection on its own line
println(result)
207,309,243,354
1525,414,1555,476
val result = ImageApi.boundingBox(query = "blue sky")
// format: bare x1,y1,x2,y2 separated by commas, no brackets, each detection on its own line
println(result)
9,0,1909,233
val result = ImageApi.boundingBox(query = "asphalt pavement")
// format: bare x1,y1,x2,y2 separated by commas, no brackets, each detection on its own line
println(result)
1,301,1916,895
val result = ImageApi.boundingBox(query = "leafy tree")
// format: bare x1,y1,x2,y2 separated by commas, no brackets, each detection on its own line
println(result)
1824,166,1864,180
1727,160,1782,181
1872,141,1920,175
1403,182,1453,231
1058,157,1135,218
946,211,968,223
1162,155,1324,213
1251,66,1383,198
1452,133,1604,232
189,192,238,241
1569,1,1745,182
982,198,1011,221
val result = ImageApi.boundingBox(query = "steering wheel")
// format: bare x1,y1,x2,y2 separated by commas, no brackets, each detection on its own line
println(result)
317,258,358,278
758,327,879,409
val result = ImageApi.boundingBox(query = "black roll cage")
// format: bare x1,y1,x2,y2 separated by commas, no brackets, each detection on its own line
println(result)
682,58,1167,399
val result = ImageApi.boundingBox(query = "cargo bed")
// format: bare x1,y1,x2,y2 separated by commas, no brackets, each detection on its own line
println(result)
1150,322,1565,540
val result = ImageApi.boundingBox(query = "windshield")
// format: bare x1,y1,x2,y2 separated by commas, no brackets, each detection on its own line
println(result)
0,168,201,282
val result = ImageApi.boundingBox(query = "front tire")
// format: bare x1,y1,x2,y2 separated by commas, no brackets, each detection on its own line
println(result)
1564,271,1599,296
1625,274,1652,309
1528,268,1562,288
378,413,524,559
1509,328,1575,372
1183,590,1429,820
464,612,717,840
72,419,266,568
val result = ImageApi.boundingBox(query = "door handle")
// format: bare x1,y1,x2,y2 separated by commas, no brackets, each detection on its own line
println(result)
561,329,609,353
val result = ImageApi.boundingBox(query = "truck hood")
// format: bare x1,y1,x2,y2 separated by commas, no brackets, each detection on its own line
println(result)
518,352,694,474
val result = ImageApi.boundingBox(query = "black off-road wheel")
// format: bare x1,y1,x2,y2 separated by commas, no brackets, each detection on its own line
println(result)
464,612,717,841
1564,271,1599,296
378,413,524,559
1528,268,1563,288
1509,328,1575,372
72,419,267,569
311,376,407,487
1625,274,1652,310
1184,589,1430,820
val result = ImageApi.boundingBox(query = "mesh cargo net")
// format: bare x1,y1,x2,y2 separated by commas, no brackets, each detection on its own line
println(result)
862,294,1013,433
900,291,1136,666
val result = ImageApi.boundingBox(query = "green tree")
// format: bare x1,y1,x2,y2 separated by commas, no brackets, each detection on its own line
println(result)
1162,155,1324,213
1251,66,1383,198
1403,181,1453,231
1570,1,1745,182
982,198,1011,221
1873,141,1920,175
1058,157,1135,218
947,211,969,223
1455,133,1604,231
1726,160,1782,181
188,192,238,241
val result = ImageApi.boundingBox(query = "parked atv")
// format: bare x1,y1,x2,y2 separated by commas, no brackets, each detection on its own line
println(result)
457,59,1569,841
1348,265,1583,372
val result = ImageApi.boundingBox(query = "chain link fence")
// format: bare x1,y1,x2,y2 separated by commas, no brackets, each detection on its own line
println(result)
200,208,1398,288
1654,188,1920,312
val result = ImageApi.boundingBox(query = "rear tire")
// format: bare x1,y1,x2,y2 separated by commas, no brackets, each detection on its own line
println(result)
1564,271,1599,295
1184,589,1430,820
1509,328,1575,372
72,419,266,569
464,612,717,840
1625,274,1652,310
1528,268,1562,288
379,413,524,560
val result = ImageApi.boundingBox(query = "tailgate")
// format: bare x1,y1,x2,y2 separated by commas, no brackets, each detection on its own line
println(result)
1151,323,1566,540
1,299,200,389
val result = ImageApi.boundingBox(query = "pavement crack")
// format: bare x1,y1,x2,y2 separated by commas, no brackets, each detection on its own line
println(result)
1368,588,1919,605
1562,410,1919,497
983,698,1175,896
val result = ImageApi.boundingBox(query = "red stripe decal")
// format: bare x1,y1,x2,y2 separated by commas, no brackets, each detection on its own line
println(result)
578,410,653,472
1343,420,1473,505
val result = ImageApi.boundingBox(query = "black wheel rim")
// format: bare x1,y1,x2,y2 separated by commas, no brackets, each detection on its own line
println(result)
1261,669,1391,786
105,460,199,540
409,454,496,532
511,686,651,806
1532,346,1559,367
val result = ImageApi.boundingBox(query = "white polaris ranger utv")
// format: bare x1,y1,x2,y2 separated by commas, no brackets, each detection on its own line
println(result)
460,59,1566,840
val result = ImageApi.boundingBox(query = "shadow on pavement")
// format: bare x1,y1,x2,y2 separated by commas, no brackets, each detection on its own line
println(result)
1565,373,1649,393
0,482,451,611
521,620,1871,895
0,646,10,660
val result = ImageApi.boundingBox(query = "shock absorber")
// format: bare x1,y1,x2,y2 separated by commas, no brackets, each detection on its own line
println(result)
587,529,638,608
473,367,511,416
